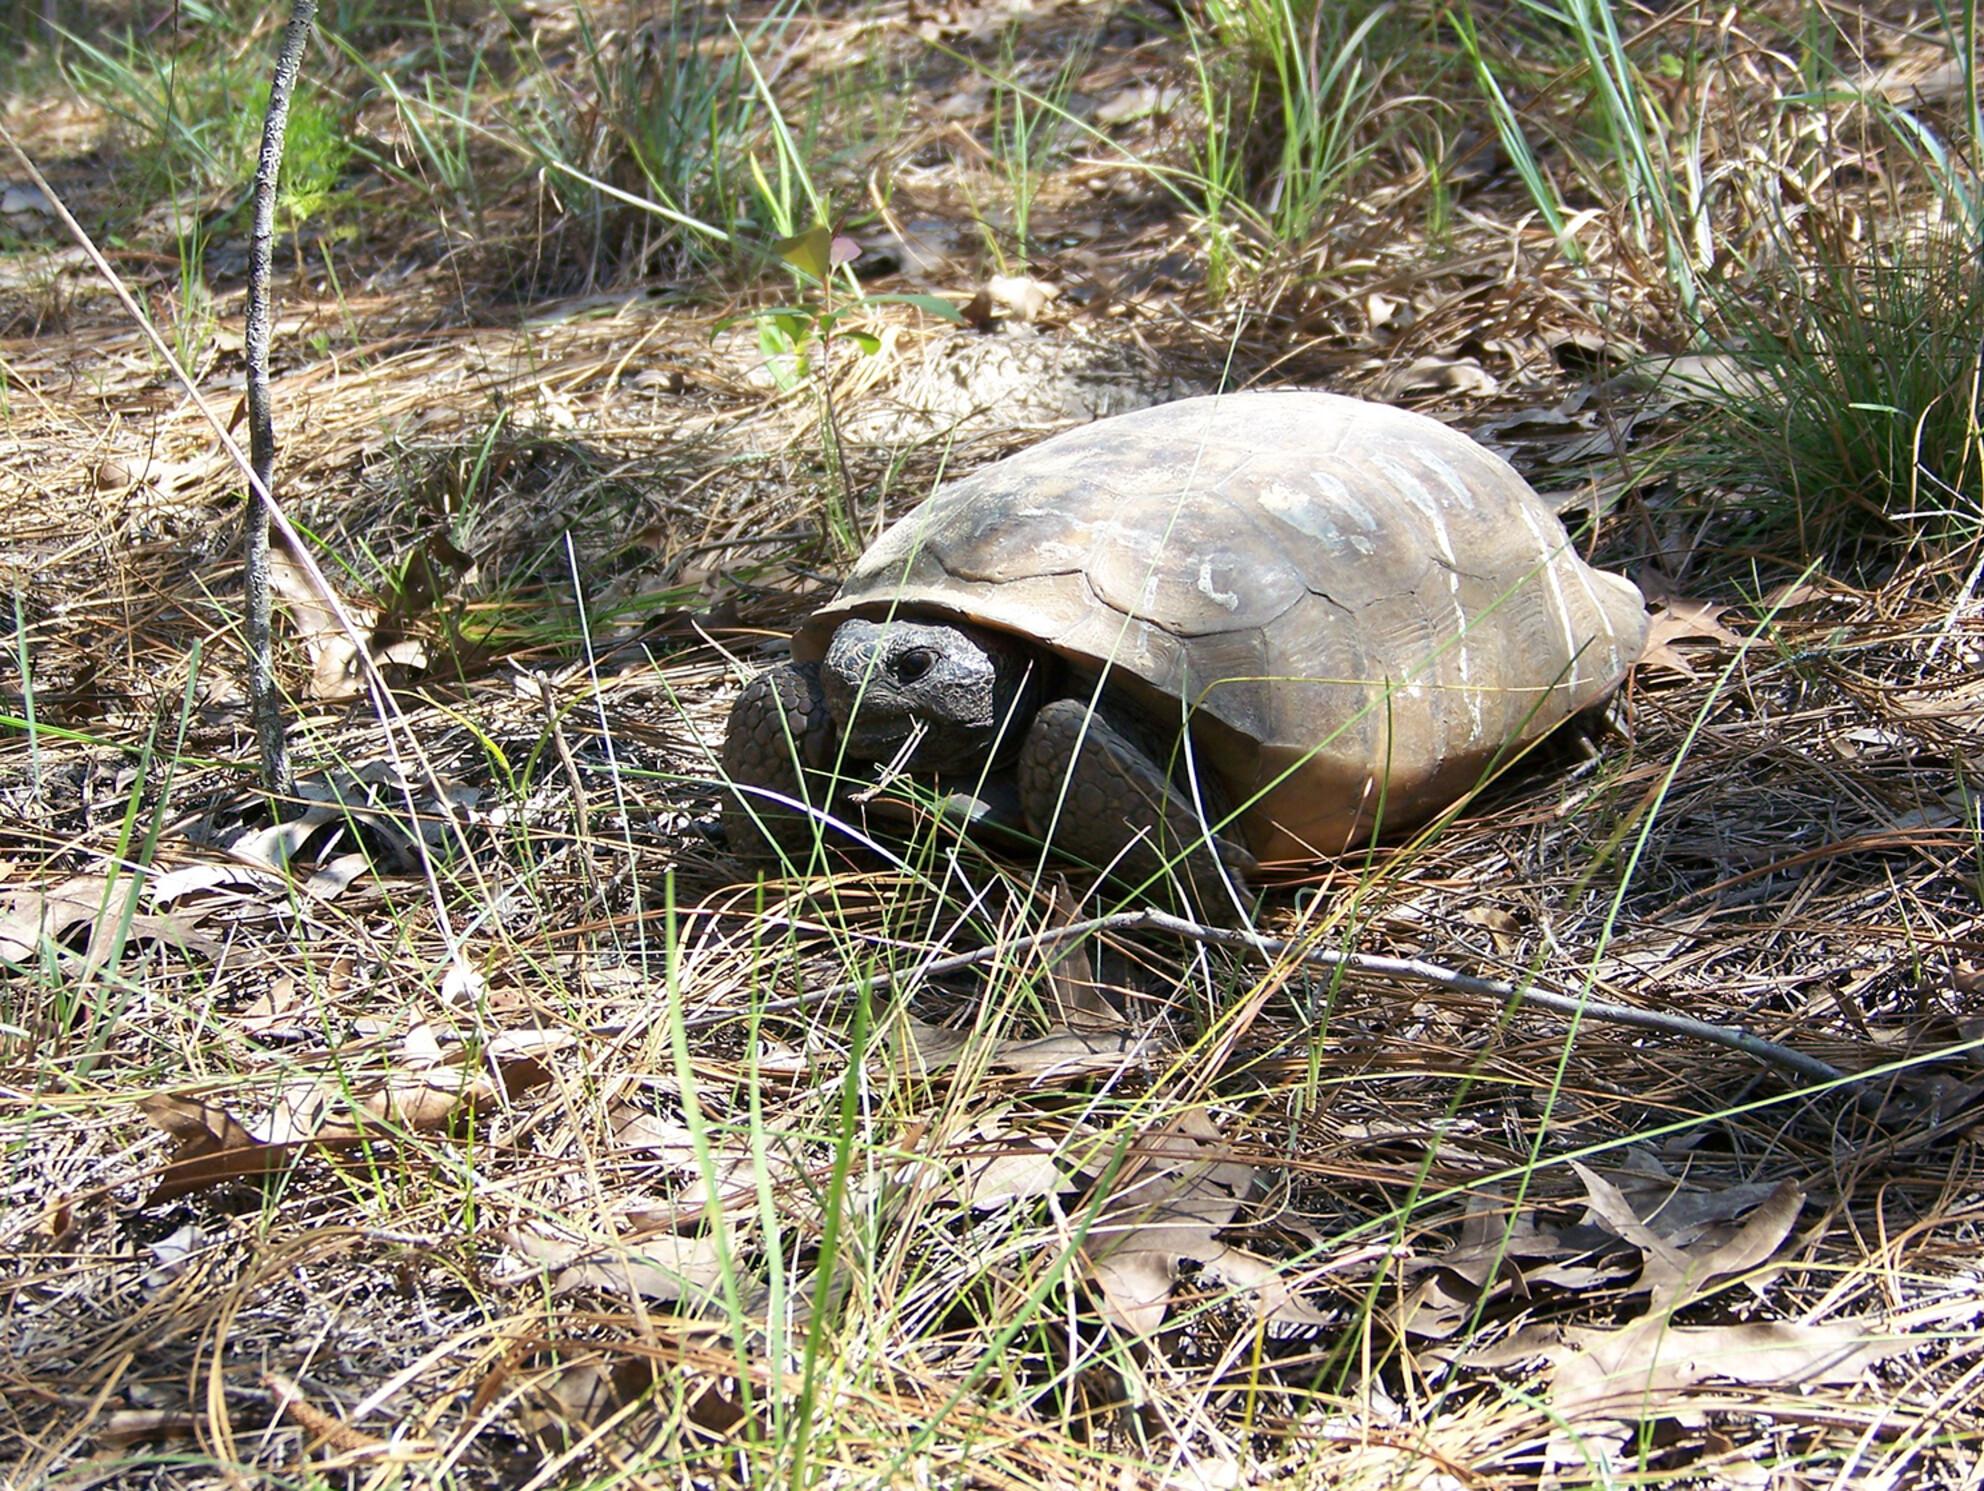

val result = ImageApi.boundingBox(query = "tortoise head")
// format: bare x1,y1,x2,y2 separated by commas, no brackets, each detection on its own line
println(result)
821,616,1042,773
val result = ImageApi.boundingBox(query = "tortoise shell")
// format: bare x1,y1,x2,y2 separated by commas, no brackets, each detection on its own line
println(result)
795,391,1647,859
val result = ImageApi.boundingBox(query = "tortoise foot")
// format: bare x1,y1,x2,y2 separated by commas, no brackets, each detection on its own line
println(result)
720,660,838,859
1017,697,1255,909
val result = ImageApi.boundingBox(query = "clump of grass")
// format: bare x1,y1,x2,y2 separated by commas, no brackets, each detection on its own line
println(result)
1692,228,1984,568
483,3,826,286
61,28,351,233
982,24,1089,271
1450,0,1708,323
1187,0,1396,261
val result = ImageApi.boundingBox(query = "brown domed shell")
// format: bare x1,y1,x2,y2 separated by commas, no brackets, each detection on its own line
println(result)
796,391,1648,859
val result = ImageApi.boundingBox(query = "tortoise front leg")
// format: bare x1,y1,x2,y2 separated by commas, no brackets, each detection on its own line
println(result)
1016,697,1257,907
721,660,840,859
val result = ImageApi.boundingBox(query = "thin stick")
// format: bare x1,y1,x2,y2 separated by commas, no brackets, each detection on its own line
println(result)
702,905,1853,1090
243,0,319,795
0,124,471,963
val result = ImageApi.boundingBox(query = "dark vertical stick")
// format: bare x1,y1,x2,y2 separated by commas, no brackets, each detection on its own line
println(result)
243,0,317,797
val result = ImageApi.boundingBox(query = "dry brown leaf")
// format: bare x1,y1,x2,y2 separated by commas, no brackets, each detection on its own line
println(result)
1596,1151,1788,1246
509,1222,729,1310
1761,577,1851,610
145,862,280,902
1630,352,1763,401
1408,1191,1637,1313
90,1410,203,1449
0,872,222,968
1542,1311,1923,1473
1573,1163,1802,1305
965,1147,1069,1208
607,1101,800,1207
894,1014,1155,1080
137,1025,526,1204
1390,1270,1479,1342
269,549,371,701
962,1133,1072,1209
1085,1109,1259,1336
1373,355,1498,401
206,764,481,891
1531,1171,1862,1471
137,1092,341,1204
986,273,1058,322
611,1107,699,1164
1039,880,1128,1029
510,1354,664,1445
1092,81,1179,125
142,1222,213,1290
1460,903,1523,955
1189,1246,1337,1329
1638,596,1744,679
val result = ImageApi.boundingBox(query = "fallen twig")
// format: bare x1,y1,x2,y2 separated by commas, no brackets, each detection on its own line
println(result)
241,0,320,795
699,905,1853,1090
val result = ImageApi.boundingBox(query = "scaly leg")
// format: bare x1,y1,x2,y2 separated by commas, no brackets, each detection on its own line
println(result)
720,660,839,859
1016,697,1256,907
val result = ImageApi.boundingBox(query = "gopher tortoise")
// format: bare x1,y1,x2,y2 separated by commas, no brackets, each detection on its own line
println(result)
722,390,1647,891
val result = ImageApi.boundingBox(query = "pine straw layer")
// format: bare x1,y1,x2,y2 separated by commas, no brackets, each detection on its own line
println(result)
5,1,1984,1486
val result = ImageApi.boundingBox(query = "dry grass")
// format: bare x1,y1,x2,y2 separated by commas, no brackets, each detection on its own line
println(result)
3,1,1983,1487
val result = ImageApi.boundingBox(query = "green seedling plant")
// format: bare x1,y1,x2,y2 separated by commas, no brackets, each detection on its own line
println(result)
735,224,869,392
721,224,960,553
725,223,962,394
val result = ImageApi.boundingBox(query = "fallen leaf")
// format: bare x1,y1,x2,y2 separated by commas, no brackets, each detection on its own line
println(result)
1628,352,1764,401
1092,82,1179,125
1573,1162,1802,1305
142,1223,214,1291
2,180,53,216
1190,1244,1338,1329
1373,356,1498,401
510,1354,664,1446
961,1132,1071,1209
1038,881,1130,1029
1410,1189,1638,1306
1638,596,1744,679
206,763,482,892
90,1410,203,1448
1542,1311,1923,1473
1760,577,1851,610
1460,903,1524,955
269,550,371,700
136,1024,530,1204
0,872,223,970
1085,1109,1259,1337
137,1092,333,1203
509,1222,729,1310
894,1015,1156,1081
986,273,1058,322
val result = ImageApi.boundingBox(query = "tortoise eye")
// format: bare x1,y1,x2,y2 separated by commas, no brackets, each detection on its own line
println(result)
894,647,938,684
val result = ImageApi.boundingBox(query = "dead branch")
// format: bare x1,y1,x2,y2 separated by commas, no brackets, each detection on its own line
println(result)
241,0,319,795
709,905,1854,1091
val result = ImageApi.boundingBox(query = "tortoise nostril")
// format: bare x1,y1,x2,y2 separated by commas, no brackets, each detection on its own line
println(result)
895,647,937,684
